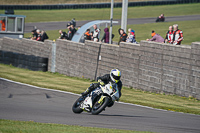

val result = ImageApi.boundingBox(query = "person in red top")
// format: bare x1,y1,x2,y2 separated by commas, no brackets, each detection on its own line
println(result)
165,26,174,44
0,19,6,31
173,24,183,45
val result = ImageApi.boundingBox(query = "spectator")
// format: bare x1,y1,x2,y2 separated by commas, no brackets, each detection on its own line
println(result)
146,30,164,43
59,30,67,39
172,24,183,45
93,24,100,42
101,27,109,43
126,28,137,43
31,29,38,40
71,18,76,27
67,26,73,40
156,14,165,22
36,29,42,41
41,30,49,42
70,24,77,37
0,18,6,31
119,29,127,43
165,26,173,44
84,29,91,40
90,31,94,41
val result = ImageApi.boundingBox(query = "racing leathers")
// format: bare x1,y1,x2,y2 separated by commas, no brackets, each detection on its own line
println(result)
93,28,100,42
165,30,174,44
82,74,122,102
173,29,183,45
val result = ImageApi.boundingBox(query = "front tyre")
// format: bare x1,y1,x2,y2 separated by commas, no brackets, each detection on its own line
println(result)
91,96,110,115
72,96,84,114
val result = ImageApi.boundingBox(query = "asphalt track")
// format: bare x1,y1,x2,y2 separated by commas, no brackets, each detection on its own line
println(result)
1,78,200,133
25,14,200,32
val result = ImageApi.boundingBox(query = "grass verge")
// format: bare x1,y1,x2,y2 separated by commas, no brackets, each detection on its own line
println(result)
0,119,153,133
0,3,200,23
0,64,200,115
24,20,200,45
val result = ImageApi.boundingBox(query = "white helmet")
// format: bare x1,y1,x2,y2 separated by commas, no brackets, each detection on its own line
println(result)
110,69,121,83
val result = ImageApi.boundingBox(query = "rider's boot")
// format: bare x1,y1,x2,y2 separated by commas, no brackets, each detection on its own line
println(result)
81,86,94,96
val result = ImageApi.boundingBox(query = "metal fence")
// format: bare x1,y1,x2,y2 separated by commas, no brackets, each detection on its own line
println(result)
0,0,199,10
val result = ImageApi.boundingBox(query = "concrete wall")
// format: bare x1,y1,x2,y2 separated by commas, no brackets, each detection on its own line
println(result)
0,37,200,99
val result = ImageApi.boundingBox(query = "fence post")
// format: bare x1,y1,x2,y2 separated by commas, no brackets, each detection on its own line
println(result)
51,41,56,73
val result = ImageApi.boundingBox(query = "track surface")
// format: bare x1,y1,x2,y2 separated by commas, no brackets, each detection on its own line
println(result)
0,78,200,133
25,14,200,32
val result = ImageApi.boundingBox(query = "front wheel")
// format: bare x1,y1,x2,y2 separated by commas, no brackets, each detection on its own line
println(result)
91,96,110,115
72,96,84,114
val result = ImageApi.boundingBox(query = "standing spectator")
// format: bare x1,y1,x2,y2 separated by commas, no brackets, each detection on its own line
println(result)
67,26,73,40
71,18,76,27
93,24,100,42
36,29,42,41
146,30,164,43
126,28,137,43
165,26,173,44
90,31,94,41
101,27,109,43
41,30,49,42
173,24,183,45
84,29,91,40
119,29,127,43
31,29,38,40
59,30,67,39
0,18,6,31
70,25,77,37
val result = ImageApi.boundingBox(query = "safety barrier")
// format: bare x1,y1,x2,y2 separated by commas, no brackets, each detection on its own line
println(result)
0,50,48,72
0,37,200,99
0,0,199,10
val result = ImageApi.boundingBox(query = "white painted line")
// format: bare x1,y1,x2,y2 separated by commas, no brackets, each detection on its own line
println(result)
0,77,198,116
0,77,80,96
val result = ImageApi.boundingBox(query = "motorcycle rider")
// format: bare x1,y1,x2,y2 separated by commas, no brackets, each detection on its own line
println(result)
81,69,122,103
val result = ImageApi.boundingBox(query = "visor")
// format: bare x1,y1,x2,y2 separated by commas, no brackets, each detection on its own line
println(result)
111,73,121,80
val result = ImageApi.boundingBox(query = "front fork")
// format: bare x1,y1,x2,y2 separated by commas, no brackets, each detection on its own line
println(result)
98,95,107,105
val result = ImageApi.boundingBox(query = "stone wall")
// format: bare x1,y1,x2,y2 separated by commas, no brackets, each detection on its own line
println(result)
0,37,52,71
0,37,200,99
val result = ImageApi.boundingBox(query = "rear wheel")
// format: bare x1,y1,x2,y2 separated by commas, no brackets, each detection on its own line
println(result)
91,96,110,115
72,96,84,114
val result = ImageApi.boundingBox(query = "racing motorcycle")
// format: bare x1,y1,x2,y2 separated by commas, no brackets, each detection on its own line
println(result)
72,82,119,115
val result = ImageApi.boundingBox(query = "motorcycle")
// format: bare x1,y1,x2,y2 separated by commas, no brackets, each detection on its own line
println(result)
72,82,119,115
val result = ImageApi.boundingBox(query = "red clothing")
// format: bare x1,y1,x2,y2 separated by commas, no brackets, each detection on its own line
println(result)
173,29,183,45
165,31,173,44
0,20,6,31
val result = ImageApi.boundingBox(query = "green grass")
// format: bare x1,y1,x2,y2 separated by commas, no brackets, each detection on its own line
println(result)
1,3,200,23
0,64,200,115
0,119,153,133
24,19,200,45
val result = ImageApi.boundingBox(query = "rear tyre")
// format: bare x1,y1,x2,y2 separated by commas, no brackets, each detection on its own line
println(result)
91,96,110,115
72,96,84,114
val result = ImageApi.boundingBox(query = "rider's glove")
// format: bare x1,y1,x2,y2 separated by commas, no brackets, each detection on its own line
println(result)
98,79,105,86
